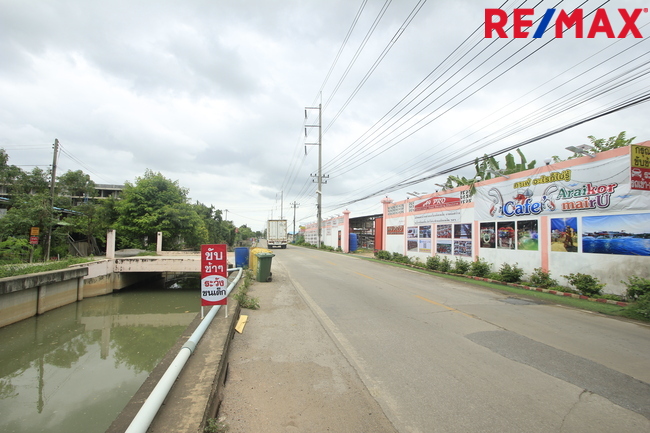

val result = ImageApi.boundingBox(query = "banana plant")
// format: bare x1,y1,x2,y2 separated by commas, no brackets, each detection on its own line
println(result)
440,149,536,195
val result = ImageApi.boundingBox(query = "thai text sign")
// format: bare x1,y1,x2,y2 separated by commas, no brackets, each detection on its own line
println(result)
201,244,228,306
475,155,650,220
631,145,650,191
414,196,461,211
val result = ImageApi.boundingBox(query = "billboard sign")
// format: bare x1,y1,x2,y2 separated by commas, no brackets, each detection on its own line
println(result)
200,244,228,306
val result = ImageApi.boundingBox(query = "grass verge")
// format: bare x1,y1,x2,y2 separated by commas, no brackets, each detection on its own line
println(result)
358,256,647,322
0,257,95,279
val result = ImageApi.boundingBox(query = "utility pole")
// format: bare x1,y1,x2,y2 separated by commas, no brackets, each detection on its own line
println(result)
305,103,327,248
224,209,228,221
290,201,299,241
45,139,59,261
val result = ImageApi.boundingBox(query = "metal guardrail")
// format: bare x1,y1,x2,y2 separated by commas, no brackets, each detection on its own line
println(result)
124,267,244,433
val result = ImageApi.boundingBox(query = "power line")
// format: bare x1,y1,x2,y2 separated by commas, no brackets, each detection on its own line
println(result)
323,0,429,134
320,0,522,173
323,0,393,111
324,0,589,177
325,90,650,210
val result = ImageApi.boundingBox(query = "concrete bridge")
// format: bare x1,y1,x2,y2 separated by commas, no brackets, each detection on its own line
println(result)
0,230,233,328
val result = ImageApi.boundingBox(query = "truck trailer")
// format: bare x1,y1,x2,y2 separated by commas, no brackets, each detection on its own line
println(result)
267,219,288,249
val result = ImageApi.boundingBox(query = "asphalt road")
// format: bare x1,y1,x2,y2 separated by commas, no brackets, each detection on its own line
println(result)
264,246,650,433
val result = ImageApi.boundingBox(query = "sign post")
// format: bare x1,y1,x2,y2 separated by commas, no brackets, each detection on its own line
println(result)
200,244,228,318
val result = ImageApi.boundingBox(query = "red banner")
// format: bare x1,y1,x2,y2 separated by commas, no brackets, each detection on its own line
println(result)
414,196,461,211
200,244,228,306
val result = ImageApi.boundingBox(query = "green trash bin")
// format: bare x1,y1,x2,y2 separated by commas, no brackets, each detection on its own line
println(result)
255,252,275,282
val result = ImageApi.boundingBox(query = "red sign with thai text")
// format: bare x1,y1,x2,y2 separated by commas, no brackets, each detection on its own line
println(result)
200,244,228,306
415,196,461,211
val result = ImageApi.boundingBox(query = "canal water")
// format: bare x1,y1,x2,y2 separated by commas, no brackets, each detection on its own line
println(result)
0,275,201,433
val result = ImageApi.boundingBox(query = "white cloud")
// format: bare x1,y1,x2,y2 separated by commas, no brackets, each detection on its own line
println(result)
1,0,649,231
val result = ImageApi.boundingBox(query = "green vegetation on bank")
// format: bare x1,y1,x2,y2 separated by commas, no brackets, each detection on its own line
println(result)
1,149,263,263
233,269,259,310
0,257,94,279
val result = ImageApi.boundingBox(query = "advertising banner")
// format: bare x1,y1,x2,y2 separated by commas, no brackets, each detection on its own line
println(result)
200,244,228,306
474,156,650,221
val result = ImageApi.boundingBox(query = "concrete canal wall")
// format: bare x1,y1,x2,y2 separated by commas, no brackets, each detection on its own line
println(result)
0,268,89,328
0,260,165,328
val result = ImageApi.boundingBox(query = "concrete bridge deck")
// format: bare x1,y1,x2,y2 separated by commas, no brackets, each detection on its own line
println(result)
113,255,201,273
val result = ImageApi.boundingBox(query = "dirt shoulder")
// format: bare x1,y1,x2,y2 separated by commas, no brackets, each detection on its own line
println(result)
218,257,397,433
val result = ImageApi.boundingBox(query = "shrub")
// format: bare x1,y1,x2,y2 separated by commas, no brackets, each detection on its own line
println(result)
487,272,502,281
234,270,260,310
438,256,452,273
204,417,229,433
426,255,441,271
375,250,391,260
453,258,471,275
469,257,491,277
621,276,650,301
413,257,424,268
498,262,524,283
625,293,650,320
529,268,558,288
391,252,411,264
0,237,30,264
562,273,605,297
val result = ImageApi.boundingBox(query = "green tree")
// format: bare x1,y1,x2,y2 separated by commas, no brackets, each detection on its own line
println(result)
235,224,255,244
13,167,50,195
0,193,52,240
113,170,208,250
58,170,97,205
555,131,635,161
0,149,22,193
587,131,635,153
193,202,232,245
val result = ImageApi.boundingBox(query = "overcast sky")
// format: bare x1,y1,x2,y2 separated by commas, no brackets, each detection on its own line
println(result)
1,0,649,232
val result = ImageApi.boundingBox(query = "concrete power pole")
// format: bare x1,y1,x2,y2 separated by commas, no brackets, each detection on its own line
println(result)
305,103,327,248
290,201,299,241
45,139,59,261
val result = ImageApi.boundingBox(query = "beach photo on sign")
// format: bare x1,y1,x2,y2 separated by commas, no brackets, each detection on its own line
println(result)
582,213,650,256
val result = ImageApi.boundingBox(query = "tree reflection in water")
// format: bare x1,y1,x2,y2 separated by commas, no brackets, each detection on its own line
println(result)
0,280,199,433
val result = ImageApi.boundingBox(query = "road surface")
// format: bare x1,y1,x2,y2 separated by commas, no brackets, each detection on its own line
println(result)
222,245,650,432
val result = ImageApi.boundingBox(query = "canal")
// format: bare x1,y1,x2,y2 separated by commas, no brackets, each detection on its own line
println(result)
0,275,201,433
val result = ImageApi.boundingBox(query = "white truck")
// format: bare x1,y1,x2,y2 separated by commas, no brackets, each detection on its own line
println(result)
267,219,288,249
